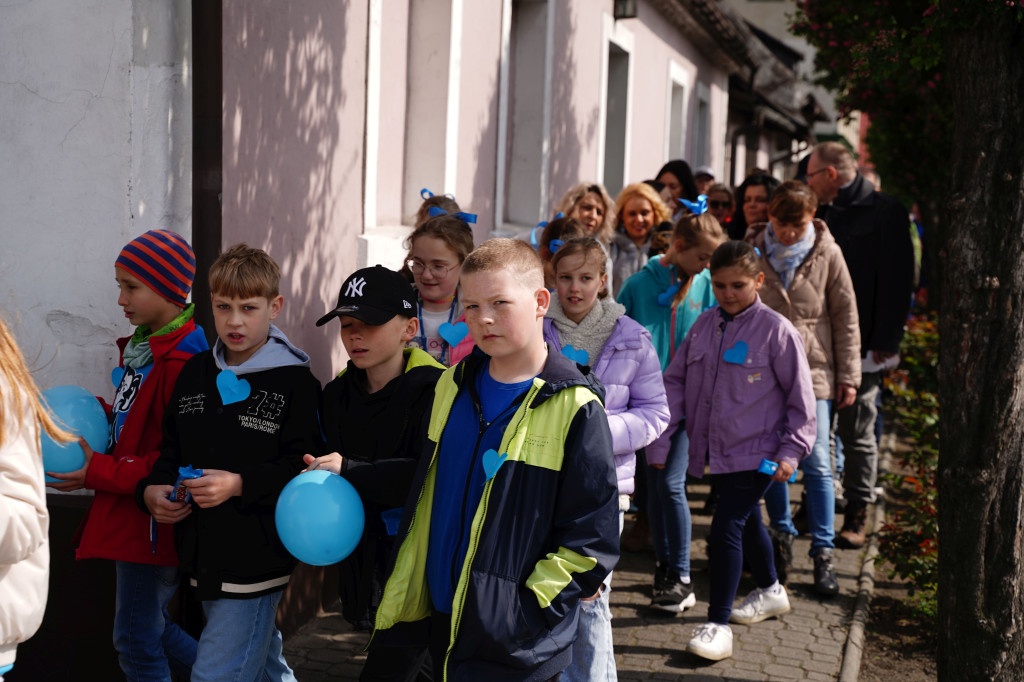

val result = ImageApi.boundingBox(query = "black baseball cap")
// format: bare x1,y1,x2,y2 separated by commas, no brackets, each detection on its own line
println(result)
315,265,417,327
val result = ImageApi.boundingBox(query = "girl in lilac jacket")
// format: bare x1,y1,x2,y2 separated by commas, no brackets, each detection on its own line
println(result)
649,241,816,662
543,237,668,681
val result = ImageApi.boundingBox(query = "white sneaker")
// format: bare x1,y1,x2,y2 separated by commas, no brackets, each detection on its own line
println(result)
686,622,733,660
729,583,791,624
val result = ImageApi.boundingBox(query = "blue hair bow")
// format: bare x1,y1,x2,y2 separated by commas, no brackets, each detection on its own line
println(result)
549,239,565,253
420,188,434,200
529,212,566,249
678,194,709,216
428,205,478,224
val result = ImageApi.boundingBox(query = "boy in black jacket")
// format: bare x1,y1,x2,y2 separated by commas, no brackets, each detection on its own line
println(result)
139,244,321,682
304,265,444,680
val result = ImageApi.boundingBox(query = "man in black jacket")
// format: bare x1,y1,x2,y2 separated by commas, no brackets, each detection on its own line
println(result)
805,142,914,549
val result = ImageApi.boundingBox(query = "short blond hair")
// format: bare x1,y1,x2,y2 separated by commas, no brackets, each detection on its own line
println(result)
209,244,281,299
462,238,544,291
614,183,672,228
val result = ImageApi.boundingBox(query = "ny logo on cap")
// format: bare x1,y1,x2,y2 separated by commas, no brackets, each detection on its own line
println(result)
403,300,413,309
346,277,367,297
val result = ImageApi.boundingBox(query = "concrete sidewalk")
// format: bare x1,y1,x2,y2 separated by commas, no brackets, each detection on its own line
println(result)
284,477,866,681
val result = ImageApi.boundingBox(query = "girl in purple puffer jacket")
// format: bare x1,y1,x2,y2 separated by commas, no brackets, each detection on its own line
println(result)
543,237,668,681
653,240,816,662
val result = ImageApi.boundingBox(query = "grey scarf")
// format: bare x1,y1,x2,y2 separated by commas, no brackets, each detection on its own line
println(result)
547,296,625,367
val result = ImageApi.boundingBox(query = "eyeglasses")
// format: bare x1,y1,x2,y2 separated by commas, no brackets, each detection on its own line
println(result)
805,167,830,179
407,259,458,278
709,201,731,210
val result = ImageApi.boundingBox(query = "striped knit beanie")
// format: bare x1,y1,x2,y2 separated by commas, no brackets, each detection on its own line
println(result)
115,230,196,307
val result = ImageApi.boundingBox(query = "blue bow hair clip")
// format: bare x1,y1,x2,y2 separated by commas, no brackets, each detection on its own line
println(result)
428,205,478,224
549,239,565,253
530,223,544,248
530,213,567,249
420,188,434,200
678,195,709,216
754,246,762,258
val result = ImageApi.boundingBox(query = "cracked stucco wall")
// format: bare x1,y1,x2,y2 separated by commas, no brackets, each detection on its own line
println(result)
0,0,191,397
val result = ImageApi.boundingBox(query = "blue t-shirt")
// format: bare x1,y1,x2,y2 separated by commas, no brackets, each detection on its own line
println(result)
426,360,534,613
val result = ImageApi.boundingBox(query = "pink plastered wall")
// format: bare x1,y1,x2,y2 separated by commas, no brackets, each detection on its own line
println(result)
221,0,368,382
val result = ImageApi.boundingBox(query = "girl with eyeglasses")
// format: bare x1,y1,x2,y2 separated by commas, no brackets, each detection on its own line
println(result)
404,213,477,366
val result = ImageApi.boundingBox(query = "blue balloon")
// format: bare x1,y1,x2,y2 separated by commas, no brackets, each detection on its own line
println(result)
41,385,108,483
275,470,365,566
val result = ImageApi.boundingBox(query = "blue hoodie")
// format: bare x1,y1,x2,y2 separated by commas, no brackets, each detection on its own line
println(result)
616,255,716,370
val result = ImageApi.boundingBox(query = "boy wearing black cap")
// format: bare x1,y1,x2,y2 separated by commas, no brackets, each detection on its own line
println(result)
303,265,444,678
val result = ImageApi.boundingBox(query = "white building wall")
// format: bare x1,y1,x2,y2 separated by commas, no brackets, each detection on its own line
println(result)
2,0,743,392
0,0,191,396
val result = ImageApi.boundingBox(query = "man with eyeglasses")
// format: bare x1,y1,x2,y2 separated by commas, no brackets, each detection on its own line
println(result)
804,142,915,550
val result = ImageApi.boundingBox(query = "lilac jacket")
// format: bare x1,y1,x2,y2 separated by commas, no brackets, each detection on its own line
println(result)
544,316,668,495
646,296,816,476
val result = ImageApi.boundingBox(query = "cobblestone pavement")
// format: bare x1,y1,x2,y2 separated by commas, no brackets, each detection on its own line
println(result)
284,478,864,681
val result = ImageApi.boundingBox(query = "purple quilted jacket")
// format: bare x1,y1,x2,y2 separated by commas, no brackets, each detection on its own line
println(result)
544,315,669,495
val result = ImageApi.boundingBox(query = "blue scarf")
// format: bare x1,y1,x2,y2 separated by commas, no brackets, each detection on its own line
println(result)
765,222,815,289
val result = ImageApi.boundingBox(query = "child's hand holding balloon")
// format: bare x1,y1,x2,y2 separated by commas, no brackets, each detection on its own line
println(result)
45,437,94,491
302,452,343,475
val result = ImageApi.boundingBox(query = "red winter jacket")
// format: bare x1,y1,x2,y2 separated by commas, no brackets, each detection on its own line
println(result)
75,320,208,565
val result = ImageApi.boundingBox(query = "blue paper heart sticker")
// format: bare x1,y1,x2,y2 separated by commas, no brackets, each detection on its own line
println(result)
657,282,682,306
216,369,251,405
439,321,469,347
111,367,126,388
723,341,749,365
482,449,508,482
561,344,589,366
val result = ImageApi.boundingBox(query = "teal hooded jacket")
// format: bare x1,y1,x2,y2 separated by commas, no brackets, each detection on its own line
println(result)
616,255,716,370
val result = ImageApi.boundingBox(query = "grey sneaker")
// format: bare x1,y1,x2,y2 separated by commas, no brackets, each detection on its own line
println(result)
652,572,696,613
813,548,839,596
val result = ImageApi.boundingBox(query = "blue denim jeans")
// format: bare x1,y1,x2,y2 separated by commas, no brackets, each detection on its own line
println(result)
646,428,691,577
764,399,835,553
192,591,295,682
561,512,623,682
114,561,197,682
707,470,776,625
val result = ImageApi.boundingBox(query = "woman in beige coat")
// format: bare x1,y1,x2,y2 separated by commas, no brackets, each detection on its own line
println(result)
0,317,72,680
745,180,860,597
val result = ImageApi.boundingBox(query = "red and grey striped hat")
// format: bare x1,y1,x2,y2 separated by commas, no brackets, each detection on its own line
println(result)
115,230,196,307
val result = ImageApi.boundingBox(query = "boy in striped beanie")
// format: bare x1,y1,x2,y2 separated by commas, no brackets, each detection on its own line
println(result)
48,229,209,679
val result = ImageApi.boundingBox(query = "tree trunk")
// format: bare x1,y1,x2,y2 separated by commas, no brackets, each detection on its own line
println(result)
939,16,1024,680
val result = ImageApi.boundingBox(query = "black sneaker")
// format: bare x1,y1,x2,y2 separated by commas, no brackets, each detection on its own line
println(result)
813,548,839,596
652,572,696,613
651,562,670,601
